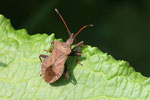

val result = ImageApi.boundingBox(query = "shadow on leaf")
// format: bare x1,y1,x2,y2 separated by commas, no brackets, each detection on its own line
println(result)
0,62,7,67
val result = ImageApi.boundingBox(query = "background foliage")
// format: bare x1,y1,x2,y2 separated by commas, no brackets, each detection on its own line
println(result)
0,0,150,76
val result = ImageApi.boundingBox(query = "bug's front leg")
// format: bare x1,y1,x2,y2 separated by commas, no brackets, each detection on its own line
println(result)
39,54,48,62
44,41,54,52
72,41,84,50
70,41,84,65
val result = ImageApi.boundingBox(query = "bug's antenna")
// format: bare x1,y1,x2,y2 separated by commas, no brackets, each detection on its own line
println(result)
73,24,93,40
55,8,71,36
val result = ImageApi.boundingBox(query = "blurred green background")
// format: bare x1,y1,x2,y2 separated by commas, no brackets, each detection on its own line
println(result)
0,0,150,76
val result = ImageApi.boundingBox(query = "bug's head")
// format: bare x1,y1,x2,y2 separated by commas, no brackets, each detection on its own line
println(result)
66,24,93,46
55,8,93,46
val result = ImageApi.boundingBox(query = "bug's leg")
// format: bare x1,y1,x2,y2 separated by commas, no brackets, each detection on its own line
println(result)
39,54,48,62
76,56,83,66
71,40,84,65
44,42,54,52
69,52,83,66
39,54,48,76
69,50,81,56
72,41,84,50
65,64,69,80
49,42,53,52
40,74,42,76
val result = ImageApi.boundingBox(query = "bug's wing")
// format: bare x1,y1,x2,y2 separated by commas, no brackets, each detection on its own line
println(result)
44,65,65,83
44,55,68,83
44,66,56,83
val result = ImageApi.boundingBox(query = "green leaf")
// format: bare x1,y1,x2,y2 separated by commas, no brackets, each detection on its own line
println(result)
0,14,150,100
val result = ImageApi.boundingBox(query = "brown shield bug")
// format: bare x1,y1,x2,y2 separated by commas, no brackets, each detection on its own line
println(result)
39,8,93,83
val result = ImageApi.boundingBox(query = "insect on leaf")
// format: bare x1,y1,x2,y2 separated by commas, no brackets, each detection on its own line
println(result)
0,14,150,100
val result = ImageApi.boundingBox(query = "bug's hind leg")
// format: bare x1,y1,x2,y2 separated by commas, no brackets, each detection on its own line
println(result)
39,54,48,62
65,64,69,80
